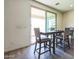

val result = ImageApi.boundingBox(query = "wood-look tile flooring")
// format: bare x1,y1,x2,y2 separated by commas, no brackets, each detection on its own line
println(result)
4,44,74,59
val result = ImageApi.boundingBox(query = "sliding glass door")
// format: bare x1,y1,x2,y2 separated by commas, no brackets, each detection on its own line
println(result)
31,7,56,43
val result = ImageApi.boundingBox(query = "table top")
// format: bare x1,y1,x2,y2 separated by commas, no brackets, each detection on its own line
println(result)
40,30,64,35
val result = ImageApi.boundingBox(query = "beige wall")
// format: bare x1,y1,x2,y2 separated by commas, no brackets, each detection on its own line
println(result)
4,0,31,52
4,0,63,52
62,10,74,29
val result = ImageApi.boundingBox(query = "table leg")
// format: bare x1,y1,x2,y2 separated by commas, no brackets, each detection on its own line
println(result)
53,34,55,54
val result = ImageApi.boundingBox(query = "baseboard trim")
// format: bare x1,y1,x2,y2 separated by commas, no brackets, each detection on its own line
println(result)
4,43,35,54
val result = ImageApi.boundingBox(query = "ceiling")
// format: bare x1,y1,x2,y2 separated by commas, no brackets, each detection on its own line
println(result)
34,0,74,12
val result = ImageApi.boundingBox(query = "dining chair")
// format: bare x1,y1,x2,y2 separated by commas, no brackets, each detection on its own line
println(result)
34,28,51,59
69,27,74,41
56,28,70,51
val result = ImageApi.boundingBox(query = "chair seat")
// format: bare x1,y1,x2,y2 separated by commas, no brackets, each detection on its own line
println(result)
37,38,51,43
56,35,69,41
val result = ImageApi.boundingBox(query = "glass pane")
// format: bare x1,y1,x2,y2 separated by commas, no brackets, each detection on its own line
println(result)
31,7,45,43
46,12,56,32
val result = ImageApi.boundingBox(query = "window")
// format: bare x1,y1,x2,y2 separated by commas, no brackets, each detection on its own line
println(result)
46,12,56,32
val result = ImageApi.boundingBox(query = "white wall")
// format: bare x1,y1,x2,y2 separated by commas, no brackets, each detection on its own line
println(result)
4,0,31,52
62,10,74,29
4,0,63,52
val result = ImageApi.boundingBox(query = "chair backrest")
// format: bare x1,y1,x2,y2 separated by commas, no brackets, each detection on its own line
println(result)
34,28,41,41
69,27,74,36
65,28,70,32
65,28,70,35
64,28,70,39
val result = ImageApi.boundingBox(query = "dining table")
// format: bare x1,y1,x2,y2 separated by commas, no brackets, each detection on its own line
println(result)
40,30,64,54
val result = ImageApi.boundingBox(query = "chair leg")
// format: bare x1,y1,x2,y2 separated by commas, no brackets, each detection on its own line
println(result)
68,39,70,48
46,42,47,46
60,39,63,45
63,40,66,51
49,41,51,54
44,42,46,48
34,42,37,54
63,42,65,51
56,39,58,47
38,43,41,59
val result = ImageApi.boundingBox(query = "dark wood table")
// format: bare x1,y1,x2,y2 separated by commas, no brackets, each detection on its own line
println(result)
40,30,64,54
